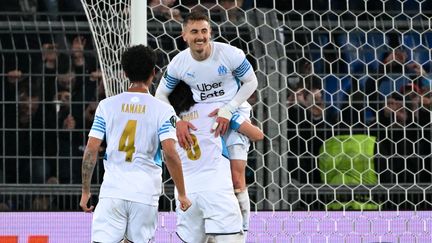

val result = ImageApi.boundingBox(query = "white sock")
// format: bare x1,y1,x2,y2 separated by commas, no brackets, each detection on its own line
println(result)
235,189,250,241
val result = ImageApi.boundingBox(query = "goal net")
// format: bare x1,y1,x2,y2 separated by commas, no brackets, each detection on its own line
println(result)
81,0,432,213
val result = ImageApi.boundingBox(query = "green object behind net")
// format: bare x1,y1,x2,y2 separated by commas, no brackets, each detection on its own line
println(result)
319,135,379,210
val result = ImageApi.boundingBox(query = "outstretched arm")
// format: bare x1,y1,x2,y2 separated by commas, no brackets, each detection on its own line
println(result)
80,136,102,212
161,139,192,211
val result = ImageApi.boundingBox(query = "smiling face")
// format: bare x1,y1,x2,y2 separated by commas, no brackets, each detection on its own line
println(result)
182,19,212,61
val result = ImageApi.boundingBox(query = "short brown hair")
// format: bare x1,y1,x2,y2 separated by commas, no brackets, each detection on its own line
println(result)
183,11,209,27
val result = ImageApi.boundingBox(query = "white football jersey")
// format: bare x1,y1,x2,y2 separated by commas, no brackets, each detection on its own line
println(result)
89,92,178,206
160,41,254,103
176,102,233,193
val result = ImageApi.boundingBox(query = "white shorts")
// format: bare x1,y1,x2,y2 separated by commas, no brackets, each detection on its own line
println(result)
227,143,249,161
92,197,158,243
176,190,243,243
225,130,250,161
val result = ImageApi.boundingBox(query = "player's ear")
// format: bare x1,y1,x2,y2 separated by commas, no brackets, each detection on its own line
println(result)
151,68,156,77
148,68,156,84
181,30,187,42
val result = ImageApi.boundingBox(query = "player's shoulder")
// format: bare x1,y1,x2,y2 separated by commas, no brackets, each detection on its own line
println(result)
147,95,176,113
213,42,244,61
95,95,112,107
170,48,191,63
213,41,242,53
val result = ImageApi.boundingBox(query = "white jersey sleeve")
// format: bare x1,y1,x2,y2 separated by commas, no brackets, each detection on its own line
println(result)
89,102,107,140
155,57,182,103
226,45,254,80
158,109,178,142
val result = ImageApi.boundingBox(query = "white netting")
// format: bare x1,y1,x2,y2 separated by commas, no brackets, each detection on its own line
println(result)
80,0,131,97
80,0,432,212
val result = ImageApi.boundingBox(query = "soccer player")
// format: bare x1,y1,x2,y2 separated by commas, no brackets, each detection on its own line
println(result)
155,11,258,240
79,45,191,243
168,81,263,243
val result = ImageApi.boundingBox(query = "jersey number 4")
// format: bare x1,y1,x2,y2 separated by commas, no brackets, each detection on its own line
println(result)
118,120,137,162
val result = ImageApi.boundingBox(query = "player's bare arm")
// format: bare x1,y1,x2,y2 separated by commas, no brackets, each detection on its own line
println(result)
80,137,102,213
176,120,197,149
238,121,264,142
161,138,192,211
209,108,230,137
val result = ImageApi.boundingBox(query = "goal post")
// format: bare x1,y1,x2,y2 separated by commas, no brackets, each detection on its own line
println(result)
80,0,147,97
130,0,147,45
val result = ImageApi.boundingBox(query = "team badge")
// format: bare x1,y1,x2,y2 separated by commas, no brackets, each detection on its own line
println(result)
170,115,177,128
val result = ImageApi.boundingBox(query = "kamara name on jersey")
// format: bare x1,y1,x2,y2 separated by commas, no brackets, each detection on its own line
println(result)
121,103,146,114
180,110,199,122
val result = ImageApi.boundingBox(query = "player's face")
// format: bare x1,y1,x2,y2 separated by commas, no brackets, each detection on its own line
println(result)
182,20,212,60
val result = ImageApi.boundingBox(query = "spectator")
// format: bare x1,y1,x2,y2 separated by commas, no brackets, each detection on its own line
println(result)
68,34,101,102
216,0,245,23
371,91,429,186
338,77,370,135
31,176,59,211
51,88,85,184
4,88,50,183
364,49,432,124
40,42,59,103
287,74,330,190
55,53,84,126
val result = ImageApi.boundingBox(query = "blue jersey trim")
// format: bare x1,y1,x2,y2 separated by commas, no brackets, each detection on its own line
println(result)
154,143,163,167
230,113,241,131
165,73,180,89
233,59,251,78
221,137,230,159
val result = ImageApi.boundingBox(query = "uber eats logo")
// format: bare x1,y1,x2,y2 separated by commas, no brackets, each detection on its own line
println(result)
196,82,225,101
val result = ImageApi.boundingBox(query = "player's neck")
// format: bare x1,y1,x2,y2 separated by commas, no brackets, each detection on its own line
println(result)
191,43,212,61
127,82,149,93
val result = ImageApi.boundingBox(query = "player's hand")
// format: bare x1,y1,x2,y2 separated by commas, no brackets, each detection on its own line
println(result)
209,109,230,137
176,120,197,149
79,192,94,213
177,194,192,212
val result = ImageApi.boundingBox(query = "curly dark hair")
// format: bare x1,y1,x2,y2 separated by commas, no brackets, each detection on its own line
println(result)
168,80,196,115
121,44,156,82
